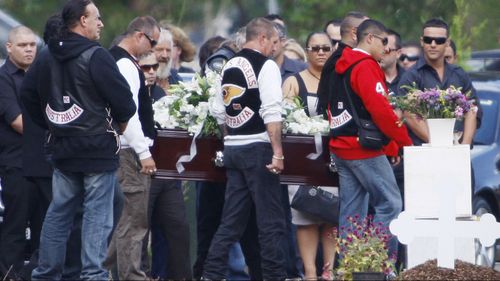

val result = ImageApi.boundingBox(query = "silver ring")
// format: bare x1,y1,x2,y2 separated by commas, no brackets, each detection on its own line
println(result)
272,168,278,174
149,169,154,173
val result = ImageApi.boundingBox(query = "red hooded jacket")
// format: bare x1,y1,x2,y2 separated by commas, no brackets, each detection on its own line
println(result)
329,47,412,159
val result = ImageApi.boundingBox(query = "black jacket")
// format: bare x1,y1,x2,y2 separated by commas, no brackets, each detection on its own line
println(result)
317,42,350,118
21,33,136,173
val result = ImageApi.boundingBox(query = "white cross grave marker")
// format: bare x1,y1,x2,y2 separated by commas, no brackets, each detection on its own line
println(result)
390,173,500,269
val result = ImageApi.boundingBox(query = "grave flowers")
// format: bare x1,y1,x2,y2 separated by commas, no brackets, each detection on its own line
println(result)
390,85,474,120
391,85,476,146
151,72,336,185
337,215,395,281
152,71,221,137
282,97,329,135
153,72,330,137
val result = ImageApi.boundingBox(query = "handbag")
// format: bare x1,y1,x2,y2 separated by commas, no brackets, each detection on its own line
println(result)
343,66,389,150
290,186,339,225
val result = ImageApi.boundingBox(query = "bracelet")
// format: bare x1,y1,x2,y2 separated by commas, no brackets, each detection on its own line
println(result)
272,155,285,160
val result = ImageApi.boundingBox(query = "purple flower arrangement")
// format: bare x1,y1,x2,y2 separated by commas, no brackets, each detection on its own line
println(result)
392,85,474,120
337,215,395,280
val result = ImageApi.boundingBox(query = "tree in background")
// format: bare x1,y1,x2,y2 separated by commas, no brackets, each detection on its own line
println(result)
0,0,498,52
450,0,487,68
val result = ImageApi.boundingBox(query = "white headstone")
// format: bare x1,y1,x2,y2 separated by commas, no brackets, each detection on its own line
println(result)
404,145,472,218
390,211,500,269
398,145,479,269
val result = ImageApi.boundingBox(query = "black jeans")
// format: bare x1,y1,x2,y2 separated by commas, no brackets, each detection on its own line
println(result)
148,179,192,279
193,181,262,280
203,143,287,280
0,166,37,275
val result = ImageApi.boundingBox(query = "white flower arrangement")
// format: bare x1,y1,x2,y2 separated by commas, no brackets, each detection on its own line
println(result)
282,98,329,135
153,72,220,137
153,73,329,137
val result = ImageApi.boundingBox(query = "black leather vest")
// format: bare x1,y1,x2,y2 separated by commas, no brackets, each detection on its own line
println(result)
329,59,373,138
221,49,267,136
110,46,156,139
46,46,113,137
137,69,156,139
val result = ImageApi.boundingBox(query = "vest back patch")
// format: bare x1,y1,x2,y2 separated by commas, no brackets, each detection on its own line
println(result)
223,57,258,89
226,107,255,128
46,104,84,125
330,109,353,129
222,84,246,106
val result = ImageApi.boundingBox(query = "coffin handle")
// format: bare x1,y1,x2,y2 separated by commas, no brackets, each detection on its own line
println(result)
214,150,224,167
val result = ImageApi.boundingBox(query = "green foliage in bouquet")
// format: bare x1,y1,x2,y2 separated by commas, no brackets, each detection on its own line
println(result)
337,215,395,280
391,84,474,120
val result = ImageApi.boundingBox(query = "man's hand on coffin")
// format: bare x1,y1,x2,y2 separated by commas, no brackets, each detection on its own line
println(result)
140,157,157,175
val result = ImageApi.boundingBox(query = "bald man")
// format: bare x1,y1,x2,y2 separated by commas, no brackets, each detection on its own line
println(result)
317,11,369,117
0,25,38,277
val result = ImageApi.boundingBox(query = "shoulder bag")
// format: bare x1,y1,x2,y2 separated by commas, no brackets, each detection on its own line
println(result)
291,185,339,225
343,66,389,150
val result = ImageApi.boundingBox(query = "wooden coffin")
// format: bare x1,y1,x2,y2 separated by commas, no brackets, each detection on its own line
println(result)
152,129,338,186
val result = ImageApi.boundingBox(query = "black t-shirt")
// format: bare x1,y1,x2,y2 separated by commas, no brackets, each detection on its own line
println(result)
150,84,166,102
0,58,25,168
386,64,405,96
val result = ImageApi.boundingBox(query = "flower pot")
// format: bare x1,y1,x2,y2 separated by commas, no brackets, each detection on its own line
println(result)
427,118,456,146
352,271,385,281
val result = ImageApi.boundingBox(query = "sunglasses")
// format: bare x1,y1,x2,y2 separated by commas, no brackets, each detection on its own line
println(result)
371,34,388,46
140,63,159,72
331,39,340,46
136,30,157,47
422,36,447,45
307,46,332,53
399,54,419,62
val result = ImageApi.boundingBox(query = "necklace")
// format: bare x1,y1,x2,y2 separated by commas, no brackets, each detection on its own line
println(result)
307,68,321,80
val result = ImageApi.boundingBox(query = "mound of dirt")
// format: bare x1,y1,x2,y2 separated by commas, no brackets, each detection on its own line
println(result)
400,259,500,280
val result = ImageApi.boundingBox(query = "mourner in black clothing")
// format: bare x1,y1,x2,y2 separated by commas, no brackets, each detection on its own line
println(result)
22,1,136,279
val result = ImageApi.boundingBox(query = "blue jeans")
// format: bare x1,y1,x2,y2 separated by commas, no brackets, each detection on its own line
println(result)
32,169,116,281
332,154,401,259
228,243,249,280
